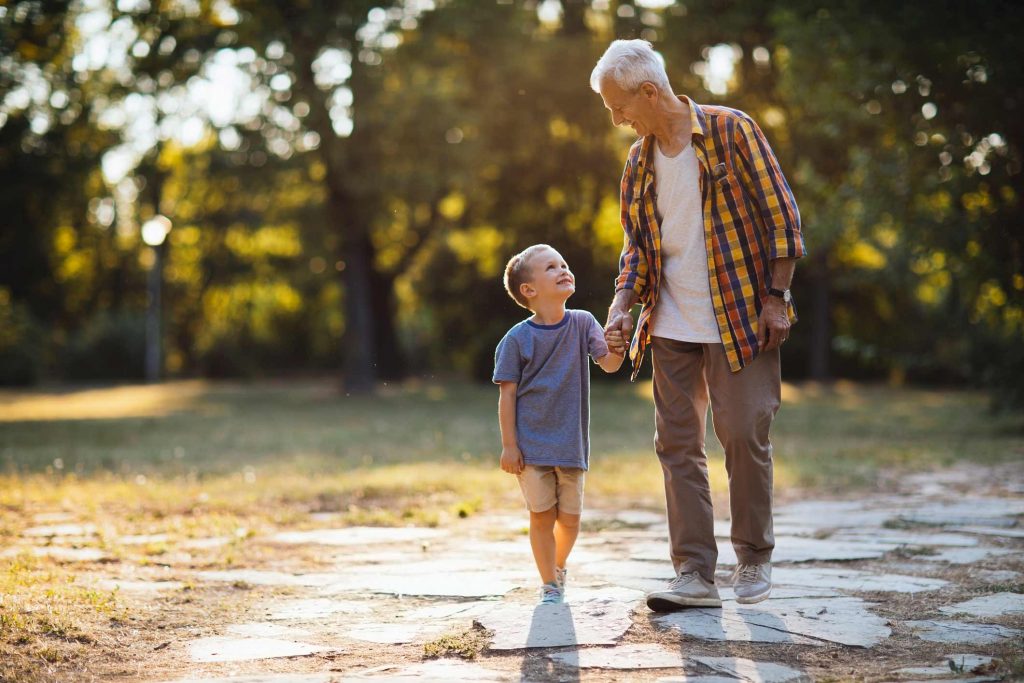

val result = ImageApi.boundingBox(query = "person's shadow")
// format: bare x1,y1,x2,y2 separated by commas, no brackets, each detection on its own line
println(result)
519,602,580,682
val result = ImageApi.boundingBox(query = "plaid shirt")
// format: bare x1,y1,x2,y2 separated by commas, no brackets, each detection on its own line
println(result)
616,96,806,380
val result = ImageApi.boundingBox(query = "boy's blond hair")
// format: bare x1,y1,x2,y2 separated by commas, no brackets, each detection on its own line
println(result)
503,244,552,310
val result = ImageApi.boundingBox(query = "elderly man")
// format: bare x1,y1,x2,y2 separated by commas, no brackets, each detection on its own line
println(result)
592,40,806,611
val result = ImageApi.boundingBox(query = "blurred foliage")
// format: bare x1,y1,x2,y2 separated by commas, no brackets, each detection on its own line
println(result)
0,1,1021,407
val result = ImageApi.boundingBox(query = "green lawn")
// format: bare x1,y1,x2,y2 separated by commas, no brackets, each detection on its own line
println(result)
1,378,1021,524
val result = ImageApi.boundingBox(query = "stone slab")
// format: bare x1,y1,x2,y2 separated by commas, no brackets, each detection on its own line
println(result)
196,570,343,587
951,525,1024,539
655,597,890,647
93,578,184,593
267,527,448,546
321,571,519,598
905,620,1021,645
546,643,685,669
160,675,336,683
973,569,1023,583
117,533,171,545
773,567,948,593
716,537,894,565
831,530,980,547
477,596,634,649
186,636,330,662
938,592,1024,618
346,622,433,644
265,598,375,621
1,546,108,562
348,660,513,681
226,622,312,638
694,656,810,683
892,654,994,678
22,523,98,537
917,547,1016,564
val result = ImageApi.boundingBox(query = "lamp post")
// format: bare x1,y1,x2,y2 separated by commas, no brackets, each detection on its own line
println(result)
141,215,172,383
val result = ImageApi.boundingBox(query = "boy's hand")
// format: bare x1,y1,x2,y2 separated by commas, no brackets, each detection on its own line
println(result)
605,328,626,353
500,445,524,475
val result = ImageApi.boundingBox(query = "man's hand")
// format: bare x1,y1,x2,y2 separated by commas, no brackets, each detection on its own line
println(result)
757,297,791,351
605,309,633,356
500,445,524,475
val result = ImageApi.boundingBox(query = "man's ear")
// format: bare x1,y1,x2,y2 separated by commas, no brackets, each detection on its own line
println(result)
640,81,659,101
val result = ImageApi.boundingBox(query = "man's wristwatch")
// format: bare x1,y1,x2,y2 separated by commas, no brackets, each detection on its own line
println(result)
768,287,792,303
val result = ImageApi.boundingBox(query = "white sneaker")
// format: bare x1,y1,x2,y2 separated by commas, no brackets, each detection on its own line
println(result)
731,562,772,604
646,571,722,611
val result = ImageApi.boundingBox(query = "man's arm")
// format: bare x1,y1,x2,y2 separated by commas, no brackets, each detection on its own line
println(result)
758,257,796,351
605,288,638,355
497,382,523,474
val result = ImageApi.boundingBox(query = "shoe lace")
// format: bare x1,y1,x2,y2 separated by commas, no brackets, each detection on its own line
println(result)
736,564,760,584
542,583,562,600
668,571,699,590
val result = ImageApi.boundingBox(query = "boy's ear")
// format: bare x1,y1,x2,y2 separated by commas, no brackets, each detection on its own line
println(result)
519,281,536,300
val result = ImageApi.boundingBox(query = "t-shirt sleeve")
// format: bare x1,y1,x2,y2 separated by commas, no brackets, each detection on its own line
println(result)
493,332,522,384
585,312,610,360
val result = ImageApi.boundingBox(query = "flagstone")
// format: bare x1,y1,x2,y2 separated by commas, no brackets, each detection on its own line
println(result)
346,622,436,644
268,526,448,546
2,545,107,562
951,525,1024,539
22,523,98,537
905,620,1021,645
186,636,331,662
831,530,980,547
265,598,375,621
226,622,312,638
348,659,513,681
916,547,1016,564
93,578,184,593
478,596,634,649
972,569,1022,583
694,656,810,683
891,653,994,678
716,537,894,565
655,597,890,647
196,569,343,587
161,675,336,683
321,571,520,598
938,592,1024,618
546,643,685,669
180,536,233,550
772,567,948,593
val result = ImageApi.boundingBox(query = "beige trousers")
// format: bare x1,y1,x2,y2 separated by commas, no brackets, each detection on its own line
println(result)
650,337,781,584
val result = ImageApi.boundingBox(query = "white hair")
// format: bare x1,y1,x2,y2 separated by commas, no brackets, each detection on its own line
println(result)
590,39,671,94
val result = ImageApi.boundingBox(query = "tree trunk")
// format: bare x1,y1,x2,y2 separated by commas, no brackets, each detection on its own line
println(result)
808,249,830,381
370,269,406,381
340,225,377,393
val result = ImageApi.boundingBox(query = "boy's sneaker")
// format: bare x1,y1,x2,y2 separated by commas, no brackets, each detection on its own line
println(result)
730,562,772,604
646,571,722,611
539,581,564,605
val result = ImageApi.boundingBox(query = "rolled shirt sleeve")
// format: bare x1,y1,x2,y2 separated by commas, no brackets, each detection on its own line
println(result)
733,115,806,262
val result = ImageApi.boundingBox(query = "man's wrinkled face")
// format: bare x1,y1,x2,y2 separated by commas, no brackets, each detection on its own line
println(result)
599,77,656,137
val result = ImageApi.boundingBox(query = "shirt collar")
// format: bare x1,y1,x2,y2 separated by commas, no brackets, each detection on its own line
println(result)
636,94,707,172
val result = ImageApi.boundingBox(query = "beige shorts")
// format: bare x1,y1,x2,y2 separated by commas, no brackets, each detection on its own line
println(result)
517,465,585,515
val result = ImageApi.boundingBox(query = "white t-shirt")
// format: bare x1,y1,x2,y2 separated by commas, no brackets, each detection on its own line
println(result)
650,142,721,343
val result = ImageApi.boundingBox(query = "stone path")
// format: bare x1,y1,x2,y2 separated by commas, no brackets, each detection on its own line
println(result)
12,463,1024,681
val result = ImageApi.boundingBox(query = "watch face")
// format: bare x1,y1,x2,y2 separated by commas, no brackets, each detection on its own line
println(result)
783,290,792,303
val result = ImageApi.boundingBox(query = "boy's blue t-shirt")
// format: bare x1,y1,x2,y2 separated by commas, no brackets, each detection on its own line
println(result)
492,309,610,470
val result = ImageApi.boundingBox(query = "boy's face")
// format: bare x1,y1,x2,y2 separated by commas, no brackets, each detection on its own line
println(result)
520,247,575,305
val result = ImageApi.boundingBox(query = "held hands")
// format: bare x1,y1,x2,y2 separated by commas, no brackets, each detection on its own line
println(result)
757,297,791,351
604,309,633,355
500,445,524,475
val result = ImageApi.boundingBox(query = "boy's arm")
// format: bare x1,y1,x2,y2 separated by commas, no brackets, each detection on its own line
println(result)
595,349,625,373
497,381,524,474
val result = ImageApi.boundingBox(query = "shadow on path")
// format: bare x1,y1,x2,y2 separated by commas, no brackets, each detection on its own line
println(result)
519,602,579,682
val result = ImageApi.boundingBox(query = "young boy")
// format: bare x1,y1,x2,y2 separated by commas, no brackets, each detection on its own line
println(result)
493,244,624,604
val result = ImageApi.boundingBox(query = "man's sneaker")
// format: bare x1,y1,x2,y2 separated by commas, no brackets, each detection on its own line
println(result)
731,562,772,604
539,580,564,605
555,566,567,592
646,571,722,611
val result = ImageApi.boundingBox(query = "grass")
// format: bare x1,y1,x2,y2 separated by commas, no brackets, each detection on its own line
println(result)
1,378,1020,516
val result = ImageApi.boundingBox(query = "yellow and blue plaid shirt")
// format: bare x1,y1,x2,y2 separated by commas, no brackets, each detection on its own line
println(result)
617,97,806,379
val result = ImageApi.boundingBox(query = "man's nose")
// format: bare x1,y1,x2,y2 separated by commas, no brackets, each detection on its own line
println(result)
611,111,624,126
